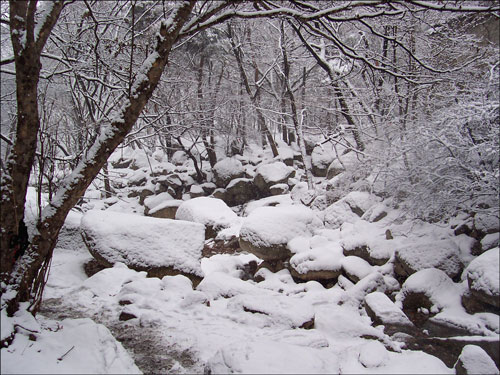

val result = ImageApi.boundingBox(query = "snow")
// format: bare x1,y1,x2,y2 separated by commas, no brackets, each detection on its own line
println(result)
243,194,294,216
175,197,238,231
457,345,499,375
81,210,205,276
1,314,140,374
465,247,499,298
240,205,323,248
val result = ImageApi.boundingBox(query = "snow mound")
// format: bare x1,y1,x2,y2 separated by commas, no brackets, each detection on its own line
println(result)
1,315,140,374
81,210,205,277
175,197,238,235
208,339,338,374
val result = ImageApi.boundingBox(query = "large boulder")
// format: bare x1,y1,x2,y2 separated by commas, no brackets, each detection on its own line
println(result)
454,345,499,375
289,239,343,282
396,268,460,328
465,248,499,309
240,205,323,261
175,197,238,239
311,146,334,177
225,178,258,206
147,199,183,219
212,158,245,188
364,291,416,336
143,192,174,215
81,210,205,283
253,162,295,196
394,239,463,280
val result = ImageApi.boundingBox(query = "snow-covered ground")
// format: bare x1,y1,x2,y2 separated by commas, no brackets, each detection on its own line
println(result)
1,144,498,374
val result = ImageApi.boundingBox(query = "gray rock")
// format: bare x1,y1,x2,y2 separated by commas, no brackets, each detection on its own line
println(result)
269,183,289,196
225,178,258,206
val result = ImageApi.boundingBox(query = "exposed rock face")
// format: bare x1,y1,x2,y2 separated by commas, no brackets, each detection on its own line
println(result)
81,210,205,282
465,248,499,309
394,239,463,280
213,158,245,188
225,178,258,206
364,292,416,336
253,162,295,196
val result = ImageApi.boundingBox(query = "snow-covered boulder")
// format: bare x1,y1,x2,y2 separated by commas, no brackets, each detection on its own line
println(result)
323,200,360,229
171,150,189,166
253,162,295,195
147,199,183,219
454,345,499,375
343,191,379,217
465,248,499,308
156,173,184,198
311,146,335,177
224,178,258,206
213,158,245,188
396,268,460,326
189,184,204,198
341,238,392,267
240,205,323,261
278,147,294,166
341,256,373,283
143,191,174,215
269,183,289,196
481,232,499,253
175,197,238,239
394,239,463,280
326,151,360,179
288,237,343,281
81,210,205,282
364,291,415,336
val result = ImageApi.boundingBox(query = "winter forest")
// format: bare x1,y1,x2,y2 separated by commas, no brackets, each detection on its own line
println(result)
0,1,499,373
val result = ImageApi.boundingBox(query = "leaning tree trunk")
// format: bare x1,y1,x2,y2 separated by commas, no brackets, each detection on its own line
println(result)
1,1,196,316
